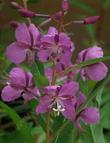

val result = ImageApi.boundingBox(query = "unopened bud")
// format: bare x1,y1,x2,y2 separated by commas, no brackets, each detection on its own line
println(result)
51,11,62,21
84,16,100,24
11,1,22,9
62,0,69,11
10,21,19,29
18,8,36,18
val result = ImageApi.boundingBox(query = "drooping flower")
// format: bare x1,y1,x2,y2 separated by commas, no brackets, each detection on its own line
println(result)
75,93,100,130
6,23,41,65
36,81,79,121
38,26,74,65
77,46,108,81
1,67,40,102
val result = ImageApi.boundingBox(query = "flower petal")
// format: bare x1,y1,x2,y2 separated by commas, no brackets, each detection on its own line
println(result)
37,49,52,62
22,87,40,101
62,100,76,121
86,62,108,81
59,81,79,97
29,24,40,46
76,92,87,108
59,51,72,67
9,67,26,88
6,42,27,64
85,46,103,60
47,26,58,35
15,23,31,45
59,33,71,48
36,95,51,114
80,107,100,124
1,85,22,102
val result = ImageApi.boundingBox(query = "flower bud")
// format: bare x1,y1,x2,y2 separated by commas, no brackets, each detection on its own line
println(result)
84,16,100,24
51,11,62,21
10,21,19,29
62,0,69,11
18,8,36,18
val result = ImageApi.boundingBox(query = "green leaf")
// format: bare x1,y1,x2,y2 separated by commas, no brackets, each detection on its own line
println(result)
28,0,40,3
53,121,77,143
0,131,24,143
86,72,110,106
77,56,110,68
0,101,35,143
80,124,106,143
65,56,110,74
69,0,96,14
79,78,96,95
30,62,48,87
89,125,106,143
101,101,110,129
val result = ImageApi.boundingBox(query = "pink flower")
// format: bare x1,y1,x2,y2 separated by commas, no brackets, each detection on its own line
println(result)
77,46,108,81
6,23,41,64
1,67,40,102
36,81,79,121
38,26,74,65
75,93,100,130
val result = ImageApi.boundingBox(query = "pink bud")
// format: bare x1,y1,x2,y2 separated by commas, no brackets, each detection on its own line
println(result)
18,8,36,18
84,16,100,24
62,0,69,11
51,11,62,21
10,21,19,29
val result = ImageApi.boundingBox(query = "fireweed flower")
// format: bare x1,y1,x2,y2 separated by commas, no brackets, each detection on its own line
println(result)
1,67,40,102
38,26,74,65
75,93,100,130
36,81,79,120
77,46,108,81
6,23,41,65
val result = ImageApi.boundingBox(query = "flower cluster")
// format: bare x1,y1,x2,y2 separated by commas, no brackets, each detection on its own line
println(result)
1,0,108,132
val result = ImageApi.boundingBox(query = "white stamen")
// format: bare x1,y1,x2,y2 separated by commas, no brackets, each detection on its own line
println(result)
52,100,65,116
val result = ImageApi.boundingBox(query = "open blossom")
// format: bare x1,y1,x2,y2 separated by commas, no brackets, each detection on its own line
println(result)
77,46,108,81
38,26,74,65
6,23,41,64
36,81,79,121
75,93,100,130
1,67,40,102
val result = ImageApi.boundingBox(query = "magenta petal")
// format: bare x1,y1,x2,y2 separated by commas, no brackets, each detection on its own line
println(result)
36,96,51,114
60,51,72,67
47,26,58,35
10,67,26,87
62,100,76,121
6,42,27,64
29,24,40,46
15,23,31,45
76,92,87,108
1,85,22,102
80,107,100,124
41,35,55,46
59,81,79,97
86,62,108,81
85,46,103,60
77,49,87,63
22,87,40,101
38,49,52,62
59,33,71,48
